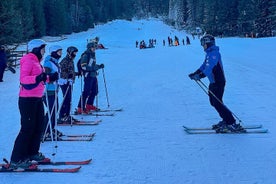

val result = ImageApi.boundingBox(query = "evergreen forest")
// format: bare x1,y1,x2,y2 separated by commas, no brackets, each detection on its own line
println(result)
0,0,275,45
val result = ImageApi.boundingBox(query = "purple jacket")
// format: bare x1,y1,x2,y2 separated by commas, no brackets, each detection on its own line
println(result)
19,53,45,97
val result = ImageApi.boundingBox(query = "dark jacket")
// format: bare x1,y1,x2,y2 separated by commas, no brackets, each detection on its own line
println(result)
80,49,101,78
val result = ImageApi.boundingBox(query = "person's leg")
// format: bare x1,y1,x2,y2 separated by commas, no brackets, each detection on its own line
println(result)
87,77,98,106
11,98,37,162
209,83,235,124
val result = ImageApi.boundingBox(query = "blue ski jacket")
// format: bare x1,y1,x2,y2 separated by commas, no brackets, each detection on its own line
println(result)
198,45,226,84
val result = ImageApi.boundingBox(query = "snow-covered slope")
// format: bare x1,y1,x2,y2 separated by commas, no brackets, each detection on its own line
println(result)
0,18,276,184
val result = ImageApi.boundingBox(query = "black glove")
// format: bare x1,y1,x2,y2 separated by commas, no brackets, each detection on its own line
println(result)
49,72,59,82
75,72,81,77
99,64,104,69
188,73,200,80
36,72,47,83
68,73,74,79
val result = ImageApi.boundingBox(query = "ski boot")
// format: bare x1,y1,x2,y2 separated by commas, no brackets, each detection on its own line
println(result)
86,104,100,111
30,152,50,162
212,120,226,130
216,123,246,133
5,159,38,170
75,108,90,115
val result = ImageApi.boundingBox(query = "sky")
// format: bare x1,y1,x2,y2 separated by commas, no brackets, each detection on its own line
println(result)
0,18,276,184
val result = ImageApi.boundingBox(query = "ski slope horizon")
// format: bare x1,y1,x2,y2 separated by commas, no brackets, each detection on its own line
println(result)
0,18,276,183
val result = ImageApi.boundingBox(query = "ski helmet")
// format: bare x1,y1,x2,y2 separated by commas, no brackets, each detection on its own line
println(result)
200,34,215,47
67,46,78,57
49,45,62,54
27,39,46,52
87,42,97,49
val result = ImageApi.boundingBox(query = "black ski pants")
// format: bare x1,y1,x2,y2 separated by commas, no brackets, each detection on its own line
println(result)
11,97,44,162
59,83,72,118
208,83,235,125
78,76,98,109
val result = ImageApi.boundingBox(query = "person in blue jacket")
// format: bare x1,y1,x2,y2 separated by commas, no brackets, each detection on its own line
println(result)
0,45,7,82
188,34,244,133
42,45,61,139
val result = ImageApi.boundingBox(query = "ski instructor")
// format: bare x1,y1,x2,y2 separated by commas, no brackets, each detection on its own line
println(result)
188,34,244,133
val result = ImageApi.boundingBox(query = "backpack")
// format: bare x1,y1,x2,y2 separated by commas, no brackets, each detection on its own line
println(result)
76,58,83,76
76,52,87,76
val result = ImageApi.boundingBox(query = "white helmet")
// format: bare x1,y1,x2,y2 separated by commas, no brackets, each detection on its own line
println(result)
27,39,46,52
49,45,62,53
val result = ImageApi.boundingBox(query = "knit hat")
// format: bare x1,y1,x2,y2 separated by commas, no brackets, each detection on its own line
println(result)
49,45,62,53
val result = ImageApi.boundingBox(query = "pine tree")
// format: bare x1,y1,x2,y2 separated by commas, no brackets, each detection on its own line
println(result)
0,0,22,45
31,0,46,37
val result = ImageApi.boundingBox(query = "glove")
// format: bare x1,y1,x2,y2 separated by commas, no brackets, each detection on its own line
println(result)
99,64,104,69
49,72,59,82
188,73,200,80
68,73,74,79
36,72,47,83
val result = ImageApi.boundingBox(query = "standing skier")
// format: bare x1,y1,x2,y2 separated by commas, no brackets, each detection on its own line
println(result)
0,45,7,82
58,46,78,123
9,39,52,170
76,41,104,114
188,34,244,133
43,45,62,138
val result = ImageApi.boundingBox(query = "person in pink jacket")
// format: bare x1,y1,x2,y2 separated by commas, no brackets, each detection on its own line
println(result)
6,39,58,170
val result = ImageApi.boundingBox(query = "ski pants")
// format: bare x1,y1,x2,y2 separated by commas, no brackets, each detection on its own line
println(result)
78,76,98,109
59,83,72,118
11,97,44,162
208,82,235,124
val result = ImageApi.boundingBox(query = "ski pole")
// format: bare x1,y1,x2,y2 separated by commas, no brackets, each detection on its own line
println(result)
195,79,242,123
42,89,53,141
57,83,70,118
101,68,110,107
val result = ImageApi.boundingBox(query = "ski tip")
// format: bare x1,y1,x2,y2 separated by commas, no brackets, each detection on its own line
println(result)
182,126,188,130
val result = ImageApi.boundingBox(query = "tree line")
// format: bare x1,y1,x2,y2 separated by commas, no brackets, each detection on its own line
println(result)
0,0,275,46
0,0,169,45
168,0,276,37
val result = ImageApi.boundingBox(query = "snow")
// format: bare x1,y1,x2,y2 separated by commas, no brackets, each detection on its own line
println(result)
1,18,276,183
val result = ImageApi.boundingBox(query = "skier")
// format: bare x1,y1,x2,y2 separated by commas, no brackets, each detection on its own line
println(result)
76,41,104,114
186,36,191,45
58,46,78,123
9,39,53,170
0,45,7,82
188,34,244,133
43,45,62,138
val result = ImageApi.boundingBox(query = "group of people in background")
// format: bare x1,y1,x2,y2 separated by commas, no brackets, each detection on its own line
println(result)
136,39,156,49
135,36,191,49
165,36,191,46
3,37,104,170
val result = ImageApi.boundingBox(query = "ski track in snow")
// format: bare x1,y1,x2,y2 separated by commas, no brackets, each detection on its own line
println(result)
0,18,276,184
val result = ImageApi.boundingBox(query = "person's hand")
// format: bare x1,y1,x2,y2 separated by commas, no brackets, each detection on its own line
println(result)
49,72,59,82
36,72,47,83
99,64,104,69
68,73,74,79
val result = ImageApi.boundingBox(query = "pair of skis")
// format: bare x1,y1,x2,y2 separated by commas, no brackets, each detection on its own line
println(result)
0,158,92,173
73,108,123,117
183,124,268,134
43,133,96,142
57,119,102,126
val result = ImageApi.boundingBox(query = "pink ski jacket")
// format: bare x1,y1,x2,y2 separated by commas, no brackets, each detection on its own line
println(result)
19,53,45,97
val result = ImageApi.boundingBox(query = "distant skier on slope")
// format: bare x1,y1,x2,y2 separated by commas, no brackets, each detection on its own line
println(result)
188,34,244,133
